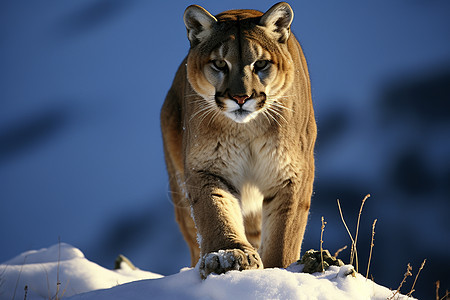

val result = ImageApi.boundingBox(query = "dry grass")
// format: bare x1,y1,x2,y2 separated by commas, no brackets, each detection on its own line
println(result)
436,281,440,300
336,194,428,299
11,255,26,300
336,199,356,265
50,239,68,300
388,263,412,300
19,238,68,300
320,216,326,272
435,280,449,300
336,194,370,273
333,245,347,259
406,259,426,297
24,285,28,300
365,219,377,280
55,240,61,299
387,259,427,300
352,194,370,271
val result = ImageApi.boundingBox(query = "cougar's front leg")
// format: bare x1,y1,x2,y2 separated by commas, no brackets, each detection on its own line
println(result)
186,171,263,278
259,177,313,268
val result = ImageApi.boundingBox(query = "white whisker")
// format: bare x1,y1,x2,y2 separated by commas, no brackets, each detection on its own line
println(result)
271,101,294,113
185,93,215,98
198,106,218,127
189,99,212,105
189,103,215,122
261,109,272,125
265,109,283,127
207,108,222,127
266,106,288,124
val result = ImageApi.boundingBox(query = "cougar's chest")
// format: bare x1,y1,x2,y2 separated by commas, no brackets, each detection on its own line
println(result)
214,131,291,194
185,124,293,217
213,132,294,217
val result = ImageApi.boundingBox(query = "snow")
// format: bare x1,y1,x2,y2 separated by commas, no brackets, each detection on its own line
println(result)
0,243,414,300
0,243,161,300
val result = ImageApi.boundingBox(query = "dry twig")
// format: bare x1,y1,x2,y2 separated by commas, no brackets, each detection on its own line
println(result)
12,255,27,300
366,219,377,280
55,238,61,300
389,263,412,300
333,245,348,259
407,259,426,297
23,285,28,300
320,216,327,272
337,199,356,268
436,281,440,300
352,194,370,272
435,280,450,300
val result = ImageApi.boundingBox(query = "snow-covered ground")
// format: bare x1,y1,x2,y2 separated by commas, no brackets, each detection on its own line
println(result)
0,243,414,300
1,2,449,298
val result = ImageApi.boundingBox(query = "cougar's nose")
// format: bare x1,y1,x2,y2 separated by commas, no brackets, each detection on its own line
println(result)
232,95,250,105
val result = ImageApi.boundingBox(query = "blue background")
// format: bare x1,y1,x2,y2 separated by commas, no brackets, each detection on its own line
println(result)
1,1,449,299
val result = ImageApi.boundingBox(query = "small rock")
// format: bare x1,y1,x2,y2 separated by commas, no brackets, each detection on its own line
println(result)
114,254,137,270
298,249,344,274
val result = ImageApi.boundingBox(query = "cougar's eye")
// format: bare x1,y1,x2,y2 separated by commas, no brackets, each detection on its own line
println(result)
254,60,269,72
212,60,228,71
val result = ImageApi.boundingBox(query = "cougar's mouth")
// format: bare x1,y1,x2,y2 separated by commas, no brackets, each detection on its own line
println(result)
215,92,266,123
231,107,252,120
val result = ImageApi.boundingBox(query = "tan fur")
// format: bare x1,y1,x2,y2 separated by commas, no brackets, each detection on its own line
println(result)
161,2,316,278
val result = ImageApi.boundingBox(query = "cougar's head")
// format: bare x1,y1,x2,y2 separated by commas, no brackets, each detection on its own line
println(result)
184,2,295,124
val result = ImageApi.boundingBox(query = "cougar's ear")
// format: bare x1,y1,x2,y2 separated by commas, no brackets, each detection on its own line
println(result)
260,2,294,43
184,5,217,46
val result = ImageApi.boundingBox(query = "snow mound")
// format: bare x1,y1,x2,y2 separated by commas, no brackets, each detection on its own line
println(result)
0,244,413,300
71,266,412,300
0,243,161,300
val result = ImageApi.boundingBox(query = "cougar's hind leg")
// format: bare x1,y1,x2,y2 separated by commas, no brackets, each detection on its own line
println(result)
166,165,200,266
174,205,200,266
163,147,200,266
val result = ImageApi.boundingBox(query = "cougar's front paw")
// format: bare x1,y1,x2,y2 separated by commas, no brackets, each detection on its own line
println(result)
199,248,263,279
